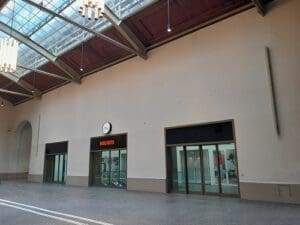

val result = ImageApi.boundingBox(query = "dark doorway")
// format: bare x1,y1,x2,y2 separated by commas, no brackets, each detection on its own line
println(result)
44,142,68,184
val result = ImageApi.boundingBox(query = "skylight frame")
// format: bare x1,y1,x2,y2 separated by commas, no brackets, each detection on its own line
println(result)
0,0,155,78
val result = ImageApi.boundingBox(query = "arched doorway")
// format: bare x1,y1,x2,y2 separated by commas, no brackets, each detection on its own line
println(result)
15,121,32,179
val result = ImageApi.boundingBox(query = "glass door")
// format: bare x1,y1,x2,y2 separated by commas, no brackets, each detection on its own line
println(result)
202,145,220,194
44,155,54,183
119,149,127,188
44,153,67,184
218,143,239,195
110,150,120,187
170,146,186,193
186,146,202,193
100,151,110,186
53,155,60,182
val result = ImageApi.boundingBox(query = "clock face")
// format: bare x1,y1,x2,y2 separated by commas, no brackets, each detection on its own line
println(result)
102,122,112,134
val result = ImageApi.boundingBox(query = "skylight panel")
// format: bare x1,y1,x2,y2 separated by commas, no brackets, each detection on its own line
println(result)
0,0,156,78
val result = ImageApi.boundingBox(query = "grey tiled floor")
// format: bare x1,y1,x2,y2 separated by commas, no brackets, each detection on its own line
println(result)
0,181,299,225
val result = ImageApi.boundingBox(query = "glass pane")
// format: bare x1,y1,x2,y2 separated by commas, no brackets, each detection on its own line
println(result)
218,143,239,195
100,151,110,186
202,145,220,194
58,154,64,183
120,149,127,188
170,146,186,192
53,154,59,182
44,155,54,183
91,152,101,185
186,146,202,193
64,154,68,183
110,150,120,187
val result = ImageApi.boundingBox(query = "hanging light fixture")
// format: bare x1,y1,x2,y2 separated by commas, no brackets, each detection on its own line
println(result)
167,0,172,33
80,41,84,72
0,38,19,72
0,0,19,73
78,0,105,20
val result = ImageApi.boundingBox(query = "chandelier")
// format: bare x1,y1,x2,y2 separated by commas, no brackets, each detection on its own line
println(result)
0,38,19,73
78,0,105,20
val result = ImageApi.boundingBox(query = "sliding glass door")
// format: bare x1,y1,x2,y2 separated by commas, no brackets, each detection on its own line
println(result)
167,143,239,196
100,151,110,186
186,146,202,193
170,146,186,193
202,145,220,194
44,153,67,184
119,149,127,187
218,143,239,195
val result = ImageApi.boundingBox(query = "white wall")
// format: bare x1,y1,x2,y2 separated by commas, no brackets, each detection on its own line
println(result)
16,122,32,173
5,0,300,185
0,102,32,175
0,101,14,173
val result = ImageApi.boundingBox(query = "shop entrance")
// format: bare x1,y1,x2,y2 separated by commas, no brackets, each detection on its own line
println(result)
90,134,127,188
169,143,238,195
90,149,127,188
166,121,239,196
44,142,68,184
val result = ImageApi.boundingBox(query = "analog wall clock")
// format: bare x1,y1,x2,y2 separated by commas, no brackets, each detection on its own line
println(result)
102,122,112,134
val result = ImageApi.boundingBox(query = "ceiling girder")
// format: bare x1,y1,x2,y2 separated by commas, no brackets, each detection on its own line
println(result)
102,6,147,59
17,65,73,82
0,22,81,83
0,22,56,61
0,72,42,97
252,0,266,16
0,88,33,98
22,0,147,59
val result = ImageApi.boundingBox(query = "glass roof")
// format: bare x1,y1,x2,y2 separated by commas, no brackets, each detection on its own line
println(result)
0,0,155,78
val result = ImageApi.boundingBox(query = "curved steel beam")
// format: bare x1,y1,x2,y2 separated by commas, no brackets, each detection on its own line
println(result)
0,22,81,83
